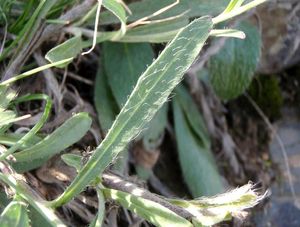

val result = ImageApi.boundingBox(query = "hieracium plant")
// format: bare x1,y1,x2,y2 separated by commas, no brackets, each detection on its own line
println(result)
0,0,267,226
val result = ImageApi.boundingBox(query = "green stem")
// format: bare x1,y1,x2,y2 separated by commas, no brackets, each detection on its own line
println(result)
212,0,268,24
0,58,73,86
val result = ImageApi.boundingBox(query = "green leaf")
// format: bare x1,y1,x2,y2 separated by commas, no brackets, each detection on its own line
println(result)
210,29,246,39
0,85,16,109
45,36,82,67
12,112,92,172
142,104,168,150
103,188,193,227
94,68,119,133
102,0,127,40
61,153,82,172
0,133,42,148
0,94,52,161
0,86,18,131
0,111,17,128
0,199,30,227
99,0,226,25
168,183,265,226
27,205,53,227
173,88,223,197
0,173,65,227
52,16,213,207
120,18,189,43
0,191,10,213
209,21,261,100
102,42,154,107
175,86,210,148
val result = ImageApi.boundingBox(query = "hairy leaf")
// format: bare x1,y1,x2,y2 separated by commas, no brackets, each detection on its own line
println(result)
173,88,223,197
102,42,154,107
94,68,119,133
52,17,213,207
120,18,189,43
99,0,226,25
168,183,265,226
45,36,82,67
209,21,261,99
175,86,210,148
12,113,92,172
142,103,168,150
103,188,193,227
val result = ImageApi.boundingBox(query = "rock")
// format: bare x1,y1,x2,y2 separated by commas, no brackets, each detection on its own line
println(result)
257,0,300,74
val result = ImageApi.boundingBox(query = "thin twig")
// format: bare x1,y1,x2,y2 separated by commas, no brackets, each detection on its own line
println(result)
244,93,297,204
54,69,94,86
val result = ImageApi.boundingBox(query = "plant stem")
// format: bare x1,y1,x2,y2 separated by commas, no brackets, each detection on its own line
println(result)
212,0,268,24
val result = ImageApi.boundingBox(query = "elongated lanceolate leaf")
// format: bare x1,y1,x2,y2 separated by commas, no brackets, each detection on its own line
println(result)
175,86,210,148
120,18,189,43
102,42,154,107
45,36,82,67
99,0,226,25
103,188,193,227
94,68,119,133
12,113,92,172
173,92,223,197
52,17,213,207
209,21,261,100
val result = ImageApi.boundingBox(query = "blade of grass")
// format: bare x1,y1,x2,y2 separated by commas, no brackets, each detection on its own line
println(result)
0,0,57,62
